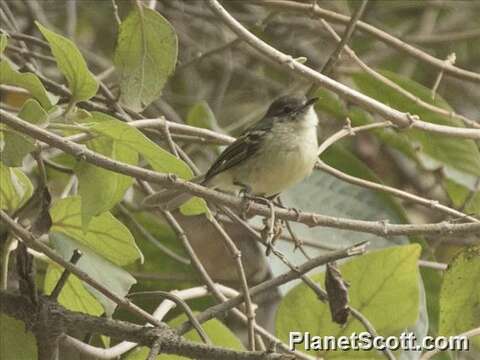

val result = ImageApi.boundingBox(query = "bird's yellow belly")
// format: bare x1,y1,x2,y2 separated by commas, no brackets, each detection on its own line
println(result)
232,134,317,196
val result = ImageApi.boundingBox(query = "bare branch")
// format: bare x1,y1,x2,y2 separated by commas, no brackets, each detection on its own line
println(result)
2,110,480,236
205,0,480,140
253,0,480,84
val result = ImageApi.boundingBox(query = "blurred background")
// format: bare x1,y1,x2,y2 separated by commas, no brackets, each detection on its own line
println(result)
2,1,480,359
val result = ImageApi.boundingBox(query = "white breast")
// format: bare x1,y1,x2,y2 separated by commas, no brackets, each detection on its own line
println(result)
226,107,319,196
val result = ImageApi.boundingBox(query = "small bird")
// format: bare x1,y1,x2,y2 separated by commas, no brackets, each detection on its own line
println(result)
144,95,319,210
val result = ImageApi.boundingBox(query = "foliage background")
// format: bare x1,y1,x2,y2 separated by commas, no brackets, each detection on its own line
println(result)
0,1,479,360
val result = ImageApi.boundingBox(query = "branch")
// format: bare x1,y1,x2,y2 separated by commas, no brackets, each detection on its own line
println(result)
0,209,162,327
318,19,480,129
319,0,368,76
205,0,480,140
253,0,480,84
420,326,479,359
178,241,367,334
315,120,479,223
0,291,289,360
2,110,480,236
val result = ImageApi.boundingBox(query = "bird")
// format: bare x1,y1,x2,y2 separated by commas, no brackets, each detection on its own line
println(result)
143,95,319,211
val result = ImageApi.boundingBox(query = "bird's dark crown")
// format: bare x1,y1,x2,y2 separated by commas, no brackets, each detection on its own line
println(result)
265,95,316,118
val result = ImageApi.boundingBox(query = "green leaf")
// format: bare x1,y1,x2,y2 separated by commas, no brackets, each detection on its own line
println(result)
0,128,35,167
0,33,7,54
439,246,480,349
91,113,207,215
0,314,37,360
443,179,480,216
125,314,243,360
0,99,48,166
76,136,137,227
186,101,219,130
44,263,104,316
0,60,55,109
36,22,98,102
50,196,142,265
0,162,33,212
90,112,191,178
50,232,136,316
18,98,49,126
275,244,421,358
352,70,480,190
114,6,178,111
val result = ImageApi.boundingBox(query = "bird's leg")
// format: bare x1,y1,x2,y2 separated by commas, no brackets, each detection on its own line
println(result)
233,182,283,254
234,182,253,218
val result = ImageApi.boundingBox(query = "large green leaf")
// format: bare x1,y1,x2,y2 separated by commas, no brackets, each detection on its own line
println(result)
0,60,55,109
0,163,33,212
114,6,177,111
439,246,480,349
352,70,480,190
76,136,137,227
125,314,243,360
0,99,48,166
0,314,37,360
36,22,98,102
50,232,136,316
88,112,208,215
50,196,142,265
275,244,421,359
44,263,104,316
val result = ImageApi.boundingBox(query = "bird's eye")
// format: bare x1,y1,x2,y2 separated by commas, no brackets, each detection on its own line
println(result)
283,105,293,113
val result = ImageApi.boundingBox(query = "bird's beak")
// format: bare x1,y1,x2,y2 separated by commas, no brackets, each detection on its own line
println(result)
297,97,318,112
305,97,318,107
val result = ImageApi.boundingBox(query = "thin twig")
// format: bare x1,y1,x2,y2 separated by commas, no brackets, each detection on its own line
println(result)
111,0,122,26
318,20,480,129
315,120,479,223
252,0,480,84
128,290,211,344
116,203,191,265
0,210,163,327
206,1,480,139
322,0,369,75
49,249,82,300
209,215,257,350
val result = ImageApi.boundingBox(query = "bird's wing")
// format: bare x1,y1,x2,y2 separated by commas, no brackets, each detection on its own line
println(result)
204,116,274,182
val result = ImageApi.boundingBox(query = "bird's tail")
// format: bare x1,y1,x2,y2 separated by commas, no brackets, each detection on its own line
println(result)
142,175,205,211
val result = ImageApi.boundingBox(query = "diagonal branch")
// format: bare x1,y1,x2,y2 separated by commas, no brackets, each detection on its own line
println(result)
205,0,480,140
2,109,480,236
252,0,480,84
0,291,290,360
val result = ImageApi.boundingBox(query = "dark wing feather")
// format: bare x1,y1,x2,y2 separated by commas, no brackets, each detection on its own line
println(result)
204,116,274,182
